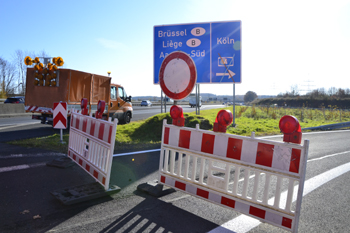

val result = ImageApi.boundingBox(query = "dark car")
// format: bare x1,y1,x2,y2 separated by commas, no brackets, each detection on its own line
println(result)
4,96,25,104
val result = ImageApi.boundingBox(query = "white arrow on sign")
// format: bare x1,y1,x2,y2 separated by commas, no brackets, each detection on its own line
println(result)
53,102,67,129
216,70,236,77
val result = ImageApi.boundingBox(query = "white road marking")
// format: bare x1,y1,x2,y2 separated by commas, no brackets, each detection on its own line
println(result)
0,153,66,159
259,129,350,139
0,121,40,131
210,161,350,233
113,149,161,157
0,162,46,173
308,151,350,162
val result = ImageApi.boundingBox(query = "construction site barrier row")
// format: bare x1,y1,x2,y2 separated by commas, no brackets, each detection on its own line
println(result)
68,109,117,190
159,117,309,233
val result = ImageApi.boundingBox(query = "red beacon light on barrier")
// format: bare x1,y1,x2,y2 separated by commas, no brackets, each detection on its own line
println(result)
170,105,185,127
81,98,88,115
279,115,302,144
213,110,233,133
95,100,105,119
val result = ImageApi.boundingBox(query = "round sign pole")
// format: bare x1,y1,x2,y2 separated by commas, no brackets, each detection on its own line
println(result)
161,90,163,113
233,83,236,127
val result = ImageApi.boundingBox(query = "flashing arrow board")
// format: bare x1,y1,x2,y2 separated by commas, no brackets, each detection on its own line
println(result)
53,102,67,129
154,21,241,84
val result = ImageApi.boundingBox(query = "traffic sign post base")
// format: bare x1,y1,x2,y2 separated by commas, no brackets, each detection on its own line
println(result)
51,182,121,205
137,180,175,197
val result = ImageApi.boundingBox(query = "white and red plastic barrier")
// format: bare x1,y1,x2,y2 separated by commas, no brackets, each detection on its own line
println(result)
159,106,309,232
68,99,117,190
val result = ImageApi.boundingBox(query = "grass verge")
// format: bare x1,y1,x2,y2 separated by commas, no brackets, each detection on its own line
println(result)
7,106,350,153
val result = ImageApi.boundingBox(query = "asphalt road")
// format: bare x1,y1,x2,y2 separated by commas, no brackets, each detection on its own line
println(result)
1,111,350,232
132,104,226,121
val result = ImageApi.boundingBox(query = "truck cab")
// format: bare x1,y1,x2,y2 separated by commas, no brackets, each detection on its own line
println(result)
109,84,133,124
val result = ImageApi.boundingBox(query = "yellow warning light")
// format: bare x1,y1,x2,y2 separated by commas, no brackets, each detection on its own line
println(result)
56,57,64,66
34,80,39,85
34,57,40,63
47,63,53,70
34,64,40,70
53,65,58,71
52,57,57,64
51,81,57,87
39,63,44,69
45,82,50,87
24,56,33,66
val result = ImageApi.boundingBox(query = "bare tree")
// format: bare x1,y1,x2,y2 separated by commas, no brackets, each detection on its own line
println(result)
0,57,17,96
11,49,52,95
328,87,337,96
12,49,27,94
290,85,299,96
345,88,350,96
36,50,50,58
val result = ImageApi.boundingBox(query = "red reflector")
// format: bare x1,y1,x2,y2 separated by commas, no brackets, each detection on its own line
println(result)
170,105,183,119
279,115,299,134
216,110,233,126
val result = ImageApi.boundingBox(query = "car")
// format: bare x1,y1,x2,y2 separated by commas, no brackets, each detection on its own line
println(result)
140,100,152,106
4,96,25,104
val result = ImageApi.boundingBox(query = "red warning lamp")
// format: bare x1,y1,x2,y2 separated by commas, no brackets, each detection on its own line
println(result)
213,110,233,133
95,100,105,119
81,98,88,115
170,105,184,126
279,115,302,144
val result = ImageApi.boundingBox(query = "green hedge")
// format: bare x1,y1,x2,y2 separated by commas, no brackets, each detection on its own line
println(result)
252,97,350,109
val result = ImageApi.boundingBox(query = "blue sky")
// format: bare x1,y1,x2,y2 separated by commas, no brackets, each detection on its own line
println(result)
1,0,349,97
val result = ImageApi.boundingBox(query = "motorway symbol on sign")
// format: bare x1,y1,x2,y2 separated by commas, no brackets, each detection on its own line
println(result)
159,51,197,100
154,21,241,84
53,102,67,129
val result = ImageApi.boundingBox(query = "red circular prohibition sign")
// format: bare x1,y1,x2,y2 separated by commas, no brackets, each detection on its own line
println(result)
159,51,197,100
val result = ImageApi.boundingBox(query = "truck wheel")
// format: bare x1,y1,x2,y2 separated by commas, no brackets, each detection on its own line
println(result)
66,116,71,130
124,112,131,124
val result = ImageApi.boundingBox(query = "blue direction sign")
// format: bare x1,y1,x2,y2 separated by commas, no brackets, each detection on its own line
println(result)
154,21,241,84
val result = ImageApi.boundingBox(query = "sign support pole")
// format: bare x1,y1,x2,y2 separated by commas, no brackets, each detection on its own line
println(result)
161,90,163,113
195,84,198,115
60,129,65,144
198,84,200,115
233,83,236,127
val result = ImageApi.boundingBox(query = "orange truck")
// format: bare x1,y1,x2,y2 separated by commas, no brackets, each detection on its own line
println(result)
25,68,133,126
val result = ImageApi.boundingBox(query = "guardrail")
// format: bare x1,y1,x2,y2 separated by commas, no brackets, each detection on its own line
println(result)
0,103,25,114
302,121,350,131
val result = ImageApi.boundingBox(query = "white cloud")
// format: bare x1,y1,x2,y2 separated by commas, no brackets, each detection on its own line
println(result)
96,38,127,50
